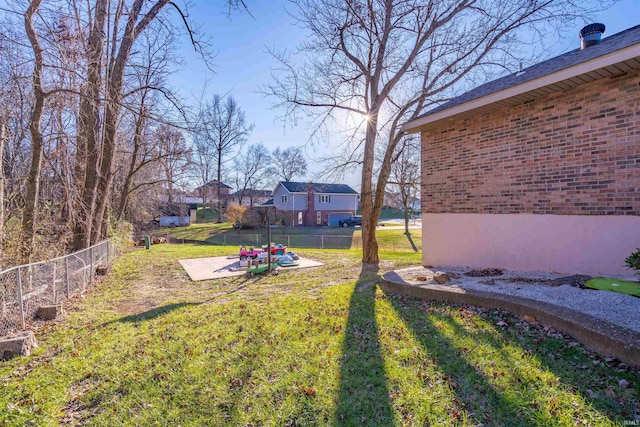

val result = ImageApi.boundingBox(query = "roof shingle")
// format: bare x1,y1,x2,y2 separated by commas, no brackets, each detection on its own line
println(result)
415,24,640,119
280,181,358,195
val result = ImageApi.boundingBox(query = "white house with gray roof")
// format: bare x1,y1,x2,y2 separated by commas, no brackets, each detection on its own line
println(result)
273,181,360,226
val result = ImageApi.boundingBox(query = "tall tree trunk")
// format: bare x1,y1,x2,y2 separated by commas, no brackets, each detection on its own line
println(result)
92,0,171,242
216,147,223,223
404,211,410,235
22,0,46,262
117,109,145,219
361,112,379,266
73,0,108,250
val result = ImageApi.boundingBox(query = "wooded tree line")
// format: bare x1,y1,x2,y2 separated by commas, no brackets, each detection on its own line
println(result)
0,0,195,267
0,0,296,267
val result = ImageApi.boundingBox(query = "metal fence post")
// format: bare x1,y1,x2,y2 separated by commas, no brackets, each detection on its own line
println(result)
321,235,324,249
65,257,70,298
106,240,110,265
17,267,25,330
90,246,94,285
224,235,226,245
256,234,259,246
52,262,57,303
287,235,290,248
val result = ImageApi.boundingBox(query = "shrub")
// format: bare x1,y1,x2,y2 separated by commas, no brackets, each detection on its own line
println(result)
108,217,133,254
225,203,247,228
625,248,640,277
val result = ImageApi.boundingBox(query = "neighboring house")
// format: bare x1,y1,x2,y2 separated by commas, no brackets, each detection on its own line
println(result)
194,180,233,212
229,189,272,208
273,181,360,226
194,180,232,196
402,23,640,276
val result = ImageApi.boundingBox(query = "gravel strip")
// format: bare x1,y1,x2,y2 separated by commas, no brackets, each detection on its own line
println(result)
399,266,640,333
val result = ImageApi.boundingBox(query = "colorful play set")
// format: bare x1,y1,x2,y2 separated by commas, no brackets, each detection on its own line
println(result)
239,244,299,274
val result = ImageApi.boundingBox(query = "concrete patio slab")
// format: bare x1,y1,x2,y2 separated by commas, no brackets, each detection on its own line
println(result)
179,256,324,281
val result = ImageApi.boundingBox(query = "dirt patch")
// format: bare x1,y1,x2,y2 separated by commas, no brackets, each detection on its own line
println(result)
466,268,504,277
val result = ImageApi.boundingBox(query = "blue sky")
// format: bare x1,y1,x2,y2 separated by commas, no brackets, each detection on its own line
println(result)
169,1,640,190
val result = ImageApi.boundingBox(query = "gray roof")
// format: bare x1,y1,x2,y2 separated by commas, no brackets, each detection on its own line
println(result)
198,180,232,190
231,189,272,198
280,181,358,195
415,24,640,120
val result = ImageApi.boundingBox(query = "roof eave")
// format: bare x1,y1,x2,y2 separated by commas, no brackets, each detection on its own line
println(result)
402,43,640,133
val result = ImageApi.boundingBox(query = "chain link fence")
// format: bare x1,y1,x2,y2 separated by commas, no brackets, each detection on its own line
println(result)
166,233,360,250
0,240,114,337
165,232,421,252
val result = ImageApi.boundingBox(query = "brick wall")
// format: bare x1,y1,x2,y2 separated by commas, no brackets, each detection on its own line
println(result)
421,70,640,215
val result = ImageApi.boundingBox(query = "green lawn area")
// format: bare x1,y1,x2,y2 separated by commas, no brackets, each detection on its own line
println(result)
158,222,422,252
1,244,636,425
196,207,221,223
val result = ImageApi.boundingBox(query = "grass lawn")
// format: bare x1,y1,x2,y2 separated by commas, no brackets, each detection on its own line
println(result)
196,207,221,223
158,222,422,252
1,244,636,426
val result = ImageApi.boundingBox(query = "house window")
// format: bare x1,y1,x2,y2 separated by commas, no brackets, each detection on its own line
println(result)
298,212,303,225
316,211,322,224
281,195,288,203
319,194,330,203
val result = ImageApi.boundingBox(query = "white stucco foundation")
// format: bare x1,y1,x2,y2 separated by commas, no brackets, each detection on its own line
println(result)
422,213,640,276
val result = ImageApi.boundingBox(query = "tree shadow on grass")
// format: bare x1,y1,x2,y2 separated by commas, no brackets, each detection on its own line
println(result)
108,302,200,324
387,295,538,426
334,265,394,425
436,308,636,424
446,310,639,422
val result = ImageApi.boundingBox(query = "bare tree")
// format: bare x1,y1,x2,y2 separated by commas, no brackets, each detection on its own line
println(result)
22,0,47,261
233,143,272,205
0,0,250,260
265,0,606,266
387,137,420,235
72,0,214,248
270,146,307,183
0,21,32,265
192,132,218,210
195,94,254,222
114,26,186,220
155,124,190,205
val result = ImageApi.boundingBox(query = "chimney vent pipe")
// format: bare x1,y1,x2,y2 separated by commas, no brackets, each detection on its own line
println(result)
580,23,605,49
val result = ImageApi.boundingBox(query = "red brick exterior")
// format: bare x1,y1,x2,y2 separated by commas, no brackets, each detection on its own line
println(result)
421,70,640,215
303,183,318,226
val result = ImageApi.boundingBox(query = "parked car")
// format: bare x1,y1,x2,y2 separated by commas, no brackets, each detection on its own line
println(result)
338,216,362,227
